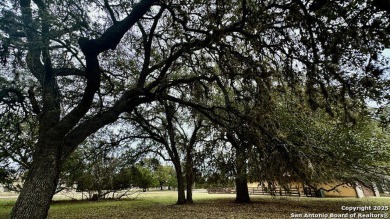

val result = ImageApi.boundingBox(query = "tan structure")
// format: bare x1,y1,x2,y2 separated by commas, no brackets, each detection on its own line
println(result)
247,181,378,198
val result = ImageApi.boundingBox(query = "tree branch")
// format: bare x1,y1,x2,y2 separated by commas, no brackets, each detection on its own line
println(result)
53,68,85,77
52,0,157,139
104,0,117,23
78,0,157,55
137,6,165,88
27,87,40,114
61,88,154,161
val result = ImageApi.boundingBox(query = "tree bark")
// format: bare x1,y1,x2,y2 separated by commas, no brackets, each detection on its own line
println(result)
235,146,250,203
185,119,202,204
227,133,250,203
10,143,61,219
185,147,194,204
163,102,186,204
185,175,193,203
173,162,186,205
235,172,250,203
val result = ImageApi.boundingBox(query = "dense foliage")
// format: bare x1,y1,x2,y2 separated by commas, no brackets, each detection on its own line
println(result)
0,0,389,217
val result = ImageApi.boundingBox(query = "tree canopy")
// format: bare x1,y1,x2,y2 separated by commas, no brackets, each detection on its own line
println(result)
0,0,389,218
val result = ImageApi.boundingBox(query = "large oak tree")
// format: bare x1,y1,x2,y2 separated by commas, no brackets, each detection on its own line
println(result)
0,0,389,218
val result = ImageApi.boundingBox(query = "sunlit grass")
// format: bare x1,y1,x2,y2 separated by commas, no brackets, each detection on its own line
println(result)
1,190,389,218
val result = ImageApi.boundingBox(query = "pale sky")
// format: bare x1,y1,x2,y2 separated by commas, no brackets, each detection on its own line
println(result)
383,48,390,58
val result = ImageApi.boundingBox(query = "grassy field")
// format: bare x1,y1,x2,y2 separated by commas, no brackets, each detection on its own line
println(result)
0,191,389,218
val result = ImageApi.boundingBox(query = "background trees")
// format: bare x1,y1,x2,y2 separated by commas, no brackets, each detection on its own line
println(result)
124,102,207,204
61,145,175,199
246,93,390,191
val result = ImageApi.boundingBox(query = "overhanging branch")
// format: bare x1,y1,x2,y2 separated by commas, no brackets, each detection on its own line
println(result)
53,68,85,77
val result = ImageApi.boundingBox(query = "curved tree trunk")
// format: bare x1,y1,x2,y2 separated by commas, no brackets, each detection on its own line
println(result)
10,144,61,219
9,0,160,217
163,102,187,205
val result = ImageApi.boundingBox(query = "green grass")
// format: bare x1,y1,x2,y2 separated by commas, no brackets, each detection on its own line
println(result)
1,191,389,218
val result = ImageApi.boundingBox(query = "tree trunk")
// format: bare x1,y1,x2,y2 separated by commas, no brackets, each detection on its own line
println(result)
10,144,61,219
174,164,186,204
235,147,250,203
185,146,194,204
226,133,250,203
186,178,193,204
172,157,186,204
163,102,187,205
235,173,250,203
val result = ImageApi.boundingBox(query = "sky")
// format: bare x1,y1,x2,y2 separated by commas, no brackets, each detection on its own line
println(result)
366,48,390,108
383,48,390,58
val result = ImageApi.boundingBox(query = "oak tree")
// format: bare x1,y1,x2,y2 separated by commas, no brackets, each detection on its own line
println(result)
0,0,389,217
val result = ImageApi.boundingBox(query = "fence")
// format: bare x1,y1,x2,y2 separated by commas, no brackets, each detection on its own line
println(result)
208,186,317,197
207,188,236,194
248,186,301,197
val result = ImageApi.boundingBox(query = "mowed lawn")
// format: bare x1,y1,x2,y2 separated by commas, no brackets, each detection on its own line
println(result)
0,191,389,218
